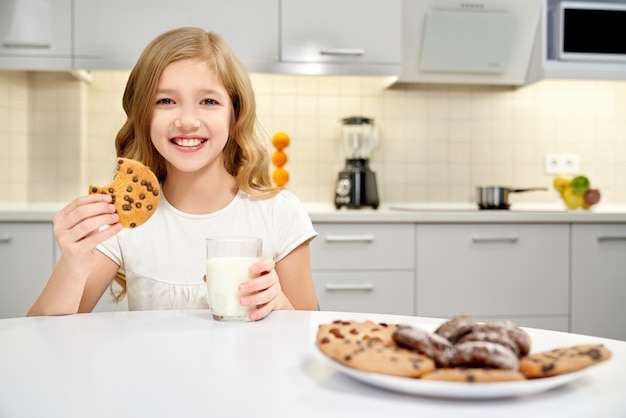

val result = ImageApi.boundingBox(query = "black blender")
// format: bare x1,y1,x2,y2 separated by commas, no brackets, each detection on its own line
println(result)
334,116,380,209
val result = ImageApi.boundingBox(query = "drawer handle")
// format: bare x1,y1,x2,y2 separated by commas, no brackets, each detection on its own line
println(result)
471,235,518,243
325,234,375,243
325,284,374,292
3,41,51,49
0,235,12,243
319,48,365,56
597,235,626,242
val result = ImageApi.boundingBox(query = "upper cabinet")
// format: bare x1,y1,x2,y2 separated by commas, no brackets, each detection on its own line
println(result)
278,0,403,75
0,0,72,70
73,0,279,72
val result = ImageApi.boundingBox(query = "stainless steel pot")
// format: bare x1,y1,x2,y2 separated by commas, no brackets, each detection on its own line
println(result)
476,186,547,210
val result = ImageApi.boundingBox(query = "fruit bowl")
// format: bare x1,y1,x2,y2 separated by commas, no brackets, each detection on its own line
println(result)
553,174,601,210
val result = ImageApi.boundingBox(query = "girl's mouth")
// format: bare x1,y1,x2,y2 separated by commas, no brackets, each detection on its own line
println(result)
170,137,208,147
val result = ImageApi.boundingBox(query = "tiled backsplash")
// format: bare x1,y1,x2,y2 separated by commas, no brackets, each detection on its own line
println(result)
1,70,625,205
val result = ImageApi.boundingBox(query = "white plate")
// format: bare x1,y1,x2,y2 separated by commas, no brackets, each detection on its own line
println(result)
314,323,593,399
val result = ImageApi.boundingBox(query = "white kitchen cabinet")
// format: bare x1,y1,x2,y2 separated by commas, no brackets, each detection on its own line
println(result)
73,0,279,71
0,222,55,318
0,0,72,70
0,221,126,317
571,224,626,341
415,224,570,331
310,223,415,315
279,0,402,75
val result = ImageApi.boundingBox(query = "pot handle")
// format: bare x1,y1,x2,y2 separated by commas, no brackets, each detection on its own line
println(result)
509,187,548,193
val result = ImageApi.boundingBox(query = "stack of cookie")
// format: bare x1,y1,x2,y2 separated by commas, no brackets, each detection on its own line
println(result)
316,315,612,383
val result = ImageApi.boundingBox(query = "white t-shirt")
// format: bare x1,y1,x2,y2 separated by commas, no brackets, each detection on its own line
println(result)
97,189,317,311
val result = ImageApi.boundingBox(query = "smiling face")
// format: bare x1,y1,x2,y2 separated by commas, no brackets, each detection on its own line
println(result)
150,58,232,176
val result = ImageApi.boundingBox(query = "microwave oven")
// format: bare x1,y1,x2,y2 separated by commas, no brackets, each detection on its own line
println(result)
554,1,626,62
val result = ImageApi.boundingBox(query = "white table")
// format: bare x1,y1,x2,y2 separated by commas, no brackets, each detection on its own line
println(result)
1,310,624,418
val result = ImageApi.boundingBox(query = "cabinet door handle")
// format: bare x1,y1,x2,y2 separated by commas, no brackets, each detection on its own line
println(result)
2,41,51,49
325,284,374,292
325,234,375,243
471,235,519,243
597,235,626,242
319,48,365,56
0,234,12,243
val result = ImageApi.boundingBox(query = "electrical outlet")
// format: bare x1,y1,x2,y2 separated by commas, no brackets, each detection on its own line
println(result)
544,153,579,175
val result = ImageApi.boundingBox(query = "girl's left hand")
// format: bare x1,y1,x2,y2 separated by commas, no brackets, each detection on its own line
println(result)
202,258,292,321
240,258,292,321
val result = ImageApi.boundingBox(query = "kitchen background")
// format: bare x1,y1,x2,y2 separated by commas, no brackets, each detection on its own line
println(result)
1,69,625,206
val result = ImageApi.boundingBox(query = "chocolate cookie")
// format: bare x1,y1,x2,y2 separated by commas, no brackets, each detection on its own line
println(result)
421,367,527,383
520,344,611,378
434,314,477,344
89,158,160,228
478,320,532,357
453,341,520,370
393,325,454,367
457,329,521,357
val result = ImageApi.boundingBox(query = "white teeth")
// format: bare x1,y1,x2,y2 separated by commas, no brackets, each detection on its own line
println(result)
173,138,202,147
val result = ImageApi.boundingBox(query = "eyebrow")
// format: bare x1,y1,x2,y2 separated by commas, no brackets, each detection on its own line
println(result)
155,88,227,97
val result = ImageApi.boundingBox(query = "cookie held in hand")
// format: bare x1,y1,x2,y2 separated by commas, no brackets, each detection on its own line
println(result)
89,158,160,228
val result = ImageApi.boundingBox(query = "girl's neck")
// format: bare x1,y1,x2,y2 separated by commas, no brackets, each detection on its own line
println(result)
161,164,238,215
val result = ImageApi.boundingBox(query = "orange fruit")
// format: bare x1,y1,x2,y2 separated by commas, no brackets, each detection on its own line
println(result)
272,132,290,150
273,167,289,187
272,151,288,167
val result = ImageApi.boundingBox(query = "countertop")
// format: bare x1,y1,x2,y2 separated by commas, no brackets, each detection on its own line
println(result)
2,201,626,223
1,310,624,418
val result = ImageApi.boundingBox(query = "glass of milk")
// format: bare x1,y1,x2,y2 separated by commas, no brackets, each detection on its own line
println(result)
206,236,262,321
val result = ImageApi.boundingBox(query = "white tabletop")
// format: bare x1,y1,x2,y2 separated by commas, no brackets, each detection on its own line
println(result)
0,310,624,418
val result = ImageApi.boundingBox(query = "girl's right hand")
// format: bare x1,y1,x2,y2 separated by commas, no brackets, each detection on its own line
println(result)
52,194,122,277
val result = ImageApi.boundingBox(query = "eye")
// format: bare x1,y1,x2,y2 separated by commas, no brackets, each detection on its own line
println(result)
202,98,218,106
156,98,174,105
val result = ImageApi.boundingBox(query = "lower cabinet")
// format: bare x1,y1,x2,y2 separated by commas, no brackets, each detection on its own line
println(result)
415,224,570,332
0,221,127,318
571,224,626,340
0,222,55,319
310,223,415,315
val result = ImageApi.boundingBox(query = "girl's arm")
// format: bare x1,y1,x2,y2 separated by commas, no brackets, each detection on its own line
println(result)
274,241,318,311
27,194,122,316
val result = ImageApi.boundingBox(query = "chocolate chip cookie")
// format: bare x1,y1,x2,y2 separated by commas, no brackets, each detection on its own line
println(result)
89,158,160,228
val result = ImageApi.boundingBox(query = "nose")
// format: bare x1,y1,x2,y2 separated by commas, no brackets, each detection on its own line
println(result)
174,110,201,130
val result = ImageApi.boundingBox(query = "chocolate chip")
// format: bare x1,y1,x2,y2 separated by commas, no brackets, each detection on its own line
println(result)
122,204,132,211
541,363,555,373
126,186,132,192
108,188,114,193
135,202,141,208
139,193,145,199
91,187,98,193
132,176,139,182
141,180,147,186
129,222,137,228
588,348,601,360
117,159,123,165
153,190,159,196
126,168,133,174
147,205,153,210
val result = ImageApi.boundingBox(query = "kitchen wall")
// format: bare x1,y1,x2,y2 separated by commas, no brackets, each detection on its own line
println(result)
1,69,625,205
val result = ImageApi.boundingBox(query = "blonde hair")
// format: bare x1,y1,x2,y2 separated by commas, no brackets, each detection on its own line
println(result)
112,27,279,301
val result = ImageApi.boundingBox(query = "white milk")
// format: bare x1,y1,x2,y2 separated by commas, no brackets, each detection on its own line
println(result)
206,256,256,321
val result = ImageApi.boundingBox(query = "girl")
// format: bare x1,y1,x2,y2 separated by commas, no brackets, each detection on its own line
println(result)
28,27,319,320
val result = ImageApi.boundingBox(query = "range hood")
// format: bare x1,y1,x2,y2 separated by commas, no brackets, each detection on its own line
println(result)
389,0,543,86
